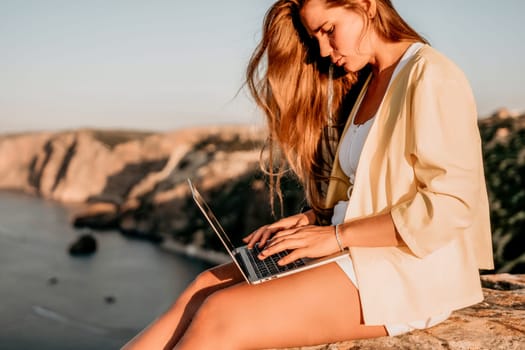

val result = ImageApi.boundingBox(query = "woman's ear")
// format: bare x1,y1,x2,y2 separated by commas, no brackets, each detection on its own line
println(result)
358,0,377,19
368,0,377,19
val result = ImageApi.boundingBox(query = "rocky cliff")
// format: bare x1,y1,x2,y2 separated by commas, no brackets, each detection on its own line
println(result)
0,111,524,273
0,126,304,255
479,110,525,274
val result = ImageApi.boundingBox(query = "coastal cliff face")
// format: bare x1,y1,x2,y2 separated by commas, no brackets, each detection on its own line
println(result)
0,111,524,273
0,129,161,202
0,126,304,253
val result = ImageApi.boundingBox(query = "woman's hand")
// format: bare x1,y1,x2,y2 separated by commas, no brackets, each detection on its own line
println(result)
243,210,316,249
258,225,341,266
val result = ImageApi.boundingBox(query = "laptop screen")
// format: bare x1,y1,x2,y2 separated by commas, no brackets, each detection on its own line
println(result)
187,179,237,253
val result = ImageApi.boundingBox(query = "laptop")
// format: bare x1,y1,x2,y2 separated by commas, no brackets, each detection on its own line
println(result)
187,178,349,284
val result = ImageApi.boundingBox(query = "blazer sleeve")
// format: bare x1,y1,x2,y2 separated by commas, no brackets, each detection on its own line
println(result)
390,58,484,258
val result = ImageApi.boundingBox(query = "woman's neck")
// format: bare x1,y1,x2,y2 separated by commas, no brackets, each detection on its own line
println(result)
369,40,414,76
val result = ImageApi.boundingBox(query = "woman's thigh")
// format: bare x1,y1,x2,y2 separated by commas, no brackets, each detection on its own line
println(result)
180,262,387,349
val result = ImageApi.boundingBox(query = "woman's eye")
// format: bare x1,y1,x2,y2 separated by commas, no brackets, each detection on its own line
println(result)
326,26,334,35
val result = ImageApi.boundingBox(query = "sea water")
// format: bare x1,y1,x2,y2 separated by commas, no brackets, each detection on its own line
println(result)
0,191,210,350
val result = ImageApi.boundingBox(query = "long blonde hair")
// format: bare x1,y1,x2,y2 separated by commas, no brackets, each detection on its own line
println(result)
246,0,427,222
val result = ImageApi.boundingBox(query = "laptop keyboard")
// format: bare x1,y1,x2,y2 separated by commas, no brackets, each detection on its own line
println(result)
247,243,306,278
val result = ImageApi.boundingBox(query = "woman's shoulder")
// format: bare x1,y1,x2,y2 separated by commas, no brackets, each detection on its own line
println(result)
410,44,469,82
403,45,477,115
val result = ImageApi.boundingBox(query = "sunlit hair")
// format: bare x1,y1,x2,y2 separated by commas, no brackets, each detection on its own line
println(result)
246,0,427,222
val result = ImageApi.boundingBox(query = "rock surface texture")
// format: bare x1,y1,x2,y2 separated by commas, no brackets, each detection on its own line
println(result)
270,274,525,350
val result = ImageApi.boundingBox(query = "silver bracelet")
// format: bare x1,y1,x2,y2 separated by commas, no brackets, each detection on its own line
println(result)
334,224,344,252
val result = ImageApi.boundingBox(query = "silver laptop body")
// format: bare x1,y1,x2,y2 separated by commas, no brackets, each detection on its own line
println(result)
187,179,349,284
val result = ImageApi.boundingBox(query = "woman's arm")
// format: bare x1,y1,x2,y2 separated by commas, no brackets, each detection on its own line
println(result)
389,57,482,258
259,213,403,265
337,213,403,248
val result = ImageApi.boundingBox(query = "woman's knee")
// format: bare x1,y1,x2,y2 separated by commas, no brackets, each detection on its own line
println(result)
182,288,242,348
190,262,241,291
164,269,214,313
189,268,218,292
174,263,239,309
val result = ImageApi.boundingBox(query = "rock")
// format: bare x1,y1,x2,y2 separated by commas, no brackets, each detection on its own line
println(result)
481,272,525,290
0,129,172,203
72,202,119,230
68,233,98,256
104,295,116,304
0,132,52,193
111,130,304,252
492,107,520,119
269,274,525,350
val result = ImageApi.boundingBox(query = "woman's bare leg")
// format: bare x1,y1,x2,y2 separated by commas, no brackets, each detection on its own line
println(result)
121,262,244,350
174,262,387,350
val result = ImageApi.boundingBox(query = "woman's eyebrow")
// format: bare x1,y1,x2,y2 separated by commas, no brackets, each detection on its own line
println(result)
305,20,328,39
312,21,328,34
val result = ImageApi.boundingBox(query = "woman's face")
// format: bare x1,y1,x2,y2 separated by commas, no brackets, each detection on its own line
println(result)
300,0,374,73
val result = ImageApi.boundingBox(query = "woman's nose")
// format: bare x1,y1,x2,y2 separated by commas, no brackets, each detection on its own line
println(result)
318,38,332,58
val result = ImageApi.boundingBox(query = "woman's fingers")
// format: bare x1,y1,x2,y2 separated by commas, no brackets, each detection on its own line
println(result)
258,225,338,264
242,232,253,243
257,230,277,248
244,222,294,249
243,212,313,248
244,226,267,248
244,225,279,249
271,227,299,240
276,248,307,266
264,229,299,249
258,234,306,259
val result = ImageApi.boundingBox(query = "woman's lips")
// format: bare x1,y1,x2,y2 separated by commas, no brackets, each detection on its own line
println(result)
334,57,344,66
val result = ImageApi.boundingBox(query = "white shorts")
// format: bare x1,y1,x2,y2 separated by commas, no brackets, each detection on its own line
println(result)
336,256,451,336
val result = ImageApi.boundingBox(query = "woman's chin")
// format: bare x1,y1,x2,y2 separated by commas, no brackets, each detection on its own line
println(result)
343,61,369,74
342,64,357,74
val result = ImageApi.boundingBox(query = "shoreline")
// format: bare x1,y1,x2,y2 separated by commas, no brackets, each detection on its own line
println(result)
159,236,231,266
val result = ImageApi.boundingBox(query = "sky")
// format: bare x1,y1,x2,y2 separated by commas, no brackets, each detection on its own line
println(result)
1,0,524,133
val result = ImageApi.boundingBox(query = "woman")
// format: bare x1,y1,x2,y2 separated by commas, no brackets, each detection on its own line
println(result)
122,0,494,349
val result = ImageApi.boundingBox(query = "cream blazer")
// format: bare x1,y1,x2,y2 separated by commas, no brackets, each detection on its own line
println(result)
325,45,494,325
